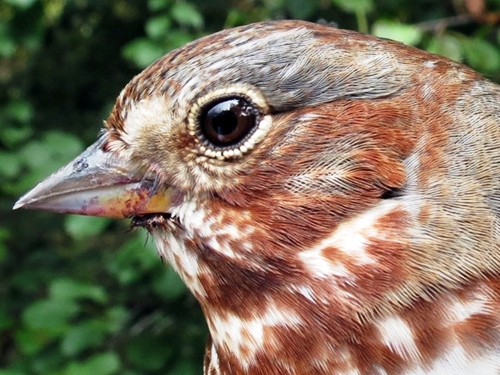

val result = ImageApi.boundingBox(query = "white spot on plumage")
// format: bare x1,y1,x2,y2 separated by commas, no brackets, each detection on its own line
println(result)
299,200,403,278
333,200,402,261
169,195,209,234
207,237,242,259
378,315,421,363
424,60,437,68
295,284,318,303
299,247,352,278
207,304,303,369
154,229,206,298
415,345,500,375
449,292,489,322
208,344,222,375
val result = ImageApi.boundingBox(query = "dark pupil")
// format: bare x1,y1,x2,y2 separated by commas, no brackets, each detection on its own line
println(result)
202,98,257,146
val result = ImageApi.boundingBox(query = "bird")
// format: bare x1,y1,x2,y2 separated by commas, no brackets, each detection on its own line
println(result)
14,19,500,374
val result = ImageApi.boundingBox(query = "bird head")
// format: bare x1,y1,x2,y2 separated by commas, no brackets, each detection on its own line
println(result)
15,20,500,373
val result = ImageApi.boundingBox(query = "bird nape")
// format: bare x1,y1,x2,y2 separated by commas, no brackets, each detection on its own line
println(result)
14,20,500,375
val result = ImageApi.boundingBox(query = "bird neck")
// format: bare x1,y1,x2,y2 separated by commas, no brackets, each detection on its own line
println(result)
152,197,500,374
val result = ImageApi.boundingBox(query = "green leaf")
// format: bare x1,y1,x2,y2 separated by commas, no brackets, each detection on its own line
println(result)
19,131,83,177
332,0,373,13
43,131,84,162
61,320,106,356
126,334,172,370
4,0,37,9
146,15,171,39
64,215,111,241
0,308,13,331
0,151,21,178
0,124,33,147
153,265,187,300
462,37,500,72
166,361,198,375
108,232,158,284
23,299,79,334
0,228,8,264
286,0,318,18
31,345,67,374
165,30,196,50
15,327,48,355
64,352,121,375
426,34,463,62
122,38,165,68
0,101,35,146
2,100,34,123
0,23,15,57
49,278,108,303
148,0,171,11
0,370,26,375
171,2,203,29
103,307,128,333
372,20,423,46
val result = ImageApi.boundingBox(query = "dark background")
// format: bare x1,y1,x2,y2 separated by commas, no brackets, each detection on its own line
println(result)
2,0,500,374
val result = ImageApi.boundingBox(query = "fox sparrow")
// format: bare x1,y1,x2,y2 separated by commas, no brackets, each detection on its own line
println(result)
15,20,500,374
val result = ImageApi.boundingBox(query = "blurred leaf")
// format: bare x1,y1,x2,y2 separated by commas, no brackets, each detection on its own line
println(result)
0,152,21,178
0,101,34,146
146,15,172,38
153,265,187,300
4,0,37,9
23,299,79,334
108,232,158,284
15,327,48,355
49,278,108,303
462,37,500,72
166,30,196,50
0,39,15,57
64,352,121,375
332,0,373,13
171,2,203,28
286,0,318,18
122,38,165,68
61,320,106,356
0,370,26,375
2,100,34,123
31,345,67,374
43,131,84,161
64,215,111,241
103,306,128,333
372,20,423,45
148,0,171,11
0,125,33,147
18,131,83,182
167,361,198,375
426,33,463,61
0,228,8,264
0,308,13,331
126,334,172,370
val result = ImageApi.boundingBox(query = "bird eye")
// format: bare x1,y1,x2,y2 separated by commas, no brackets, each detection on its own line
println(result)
200,97,259,147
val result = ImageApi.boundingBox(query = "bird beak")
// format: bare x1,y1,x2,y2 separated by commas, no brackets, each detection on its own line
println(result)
13,136,171,219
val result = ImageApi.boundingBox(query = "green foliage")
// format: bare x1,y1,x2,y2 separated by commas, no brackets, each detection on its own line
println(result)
2,0,500,373
372,20,423,45
123,0,204,68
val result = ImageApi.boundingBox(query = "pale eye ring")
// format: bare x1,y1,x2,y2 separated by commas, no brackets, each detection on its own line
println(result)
199,97,260,147
188,84,271,160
